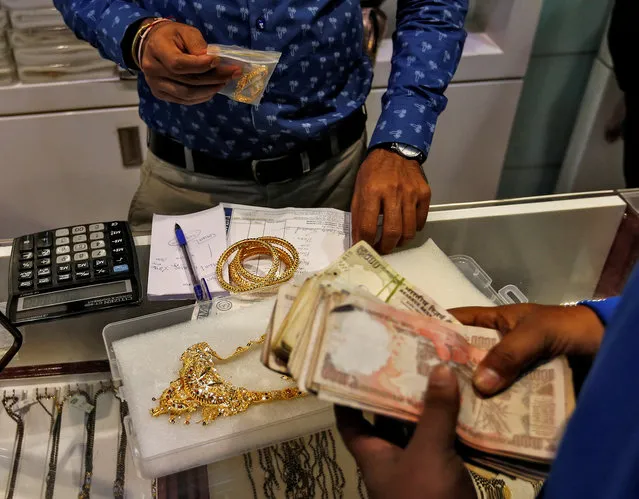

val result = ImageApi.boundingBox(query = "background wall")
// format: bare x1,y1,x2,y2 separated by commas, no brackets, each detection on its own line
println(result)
498,0,613,198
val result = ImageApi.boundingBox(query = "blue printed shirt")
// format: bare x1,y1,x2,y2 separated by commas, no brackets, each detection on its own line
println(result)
54,0,467,161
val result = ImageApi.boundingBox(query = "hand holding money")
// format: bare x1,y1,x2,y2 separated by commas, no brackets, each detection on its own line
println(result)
452,304,604,396
337,364,476,499
261,241,575,484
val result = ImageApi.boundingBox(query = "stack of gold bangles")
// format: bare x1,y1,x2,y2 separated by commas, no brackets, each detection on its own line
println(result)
216,237,299,293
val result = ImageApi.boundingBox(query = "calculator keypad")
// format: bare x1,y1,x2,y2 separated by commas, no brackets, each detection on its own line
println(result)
14,221,132,292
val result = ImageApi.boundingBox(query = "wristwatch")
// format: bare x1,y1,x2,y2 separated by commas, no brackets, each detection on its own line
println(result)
376,142,427,165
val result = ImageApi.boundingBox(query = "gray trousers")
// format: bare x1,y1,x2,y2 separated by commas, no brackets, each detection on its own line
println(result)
128,133,366,232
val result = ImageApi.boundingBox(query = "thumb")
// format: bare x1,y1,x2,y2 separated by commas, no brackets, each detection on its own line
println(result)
473,326,545,396
178,25,209,56
407,364,460,456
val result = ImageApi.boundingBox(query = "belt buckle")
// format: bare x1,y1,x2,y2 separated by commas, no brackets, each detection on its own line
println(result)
251,155,287,185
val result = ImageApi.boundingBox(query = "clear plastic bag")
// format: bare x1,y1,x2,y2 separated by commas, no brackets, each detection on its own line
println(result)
207,44,281,106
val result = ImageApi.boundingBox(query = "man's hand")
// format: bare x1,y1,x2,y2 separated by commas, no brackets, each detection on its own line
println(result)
452,304,605,397
139,21,240,105
336,364,476,499
351,149,431,254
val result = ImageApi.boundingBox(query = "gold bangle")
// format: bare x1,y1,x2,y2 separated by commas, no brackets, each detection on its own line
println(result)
230,237,299,286
216,239,280,293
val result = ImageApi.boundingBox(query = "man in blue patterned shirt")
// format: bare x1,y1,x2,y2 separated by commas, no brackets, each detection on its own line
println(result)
55,0,467,252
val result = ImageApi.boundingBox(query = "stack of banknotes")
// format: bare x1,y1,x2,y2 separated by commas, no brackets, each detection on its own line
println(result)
262,241,575,484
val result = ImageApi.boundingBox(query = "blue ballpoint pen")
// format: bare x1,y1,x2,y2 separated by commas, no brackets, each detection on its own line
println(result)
174,223,211,301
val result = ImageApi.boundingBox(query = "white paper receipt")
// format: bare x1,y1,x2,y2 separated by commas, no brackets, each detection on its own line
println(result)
226,204,351,277
148,205,227,300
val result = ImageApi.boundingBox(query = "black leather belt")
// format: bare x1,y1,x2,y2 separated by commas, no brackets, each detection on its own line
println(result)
148,108,366,185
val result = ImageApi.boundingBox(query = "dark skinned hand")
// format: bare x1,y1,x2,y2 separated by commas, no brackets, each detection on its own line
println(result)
139,20,241,105
451,304,605,396
336,364,476,499
351,149,431,254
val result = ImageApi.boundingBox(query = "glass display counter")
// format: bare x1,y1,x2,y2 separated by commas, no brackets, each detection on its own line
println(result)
0,191,636,498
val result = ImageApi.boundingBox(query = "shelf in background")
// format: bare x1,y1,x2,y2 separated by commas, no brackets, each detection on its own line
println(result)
0,76,139,116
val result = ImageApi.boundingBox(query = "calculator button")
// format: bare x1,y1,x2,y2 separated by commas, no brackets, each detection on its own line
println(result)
72,234,87,243
72,226,86,234
110,230,122,237
37,267,51,277
109,222,120,228
37,248,51,258
57,274,71,283
90,240,105,250
19,236,34,252
75,262,90,271
20,252,33,261
93,259,108,269
18,270,33,280
89,232,104,241
36,232,53,248
55,228,69,237
37,276,52,286
91,249,107,258
112,247,125,255
112,264,129,274
73,243,88,252
94,268,109,277
18,280,33,290
56,245,70,255
89,223,105,232
38,258,52,267
56,255,71,264
55,237,70,246
111,238,124,247
75,270,91,279
19,261,33,270
57,264,71,274
74,252,89,262
113,256,127,266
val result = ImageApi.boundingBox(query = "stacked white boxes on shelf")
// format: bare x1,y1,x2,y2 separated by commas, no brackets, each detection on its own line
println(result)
2,0,115,83
0,9,15,85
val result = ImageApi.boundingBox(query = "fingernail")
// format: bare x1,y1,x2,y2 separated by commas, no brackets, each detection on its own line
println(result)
429,364,454,387
232,69,243,79
473,368,502,393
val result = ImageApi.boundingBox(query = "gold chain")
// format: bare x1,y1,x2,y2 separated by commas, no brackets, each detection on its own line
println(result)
150,338,304,425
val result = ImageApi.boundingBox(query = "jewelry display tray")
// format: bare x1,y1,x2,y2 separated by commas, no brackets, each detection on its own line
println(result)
103,301,334,480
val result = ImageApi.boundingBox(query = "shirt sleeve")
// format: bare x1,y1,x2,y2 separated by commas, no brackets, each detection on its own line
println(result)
579,297,622,326
369,0,468,157
53,0,155,69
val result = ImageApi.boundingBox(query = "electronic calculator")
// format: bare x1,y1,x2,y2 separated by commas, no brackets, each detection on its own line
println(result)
7,221,142,324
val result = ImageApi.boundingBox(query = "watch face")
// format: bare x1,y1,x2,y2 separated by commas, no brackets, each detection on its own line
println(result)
396,143,421,158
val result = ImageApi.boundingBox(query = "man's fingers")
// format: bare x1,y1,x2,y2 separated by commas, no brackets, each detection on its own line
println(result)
378,198,401,254
357,189,381,246
398,198,417,247
416,188,430,231
408,364,460,456
164,65,240,86
473,327,546,396
335,406,396,472
351,188,362,242
152,78,222,104
450,306,503,329
177,25,209,56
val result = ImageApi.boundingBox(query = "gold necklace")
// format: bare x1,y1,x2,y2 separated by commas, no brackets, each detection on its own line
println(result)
151,336,304,425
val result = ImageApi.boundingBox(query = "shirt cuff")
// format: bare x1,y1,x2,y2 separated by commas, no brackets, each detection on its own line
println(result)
579,297,621,326
368,95,441,157
95,3,154,69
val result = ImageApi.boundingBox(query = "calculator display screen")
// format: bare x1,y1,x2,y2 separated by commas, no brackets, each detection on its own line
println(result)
18,281,131,311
